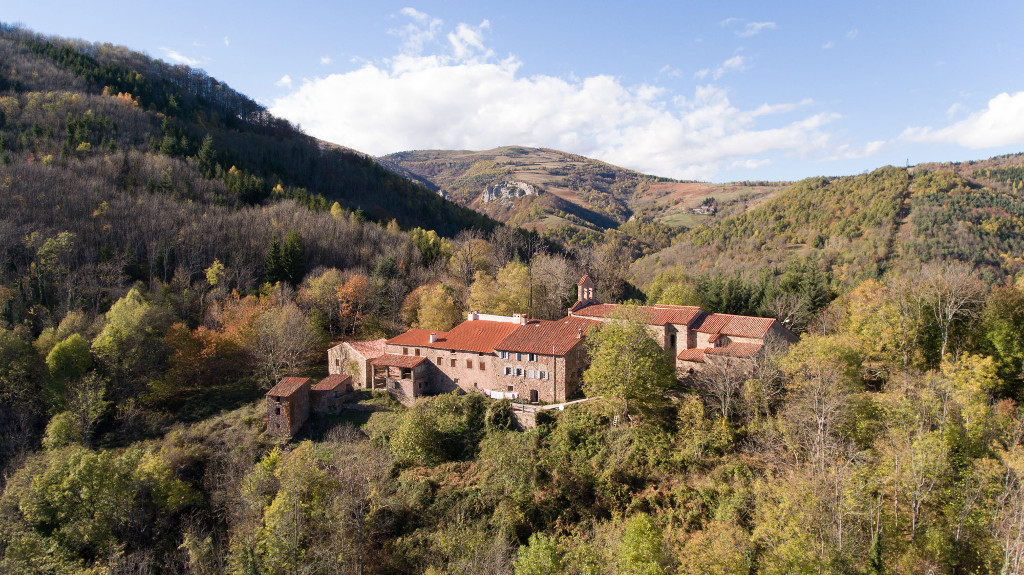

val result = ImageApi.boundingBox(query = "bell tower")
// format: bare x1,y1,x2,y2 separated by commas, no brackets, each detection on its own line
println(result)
576,275,595,304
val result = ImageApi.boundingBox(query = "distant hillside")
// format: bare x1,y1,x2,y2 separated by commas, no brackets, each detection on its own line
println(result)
0,24,494,237
380,147,785,241
633,159,1024,288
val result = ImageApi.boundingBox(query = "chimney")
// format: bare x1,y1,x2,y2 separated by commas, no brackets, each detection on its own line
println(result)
467,311,479,321
429,333,437,343
577,328,583,339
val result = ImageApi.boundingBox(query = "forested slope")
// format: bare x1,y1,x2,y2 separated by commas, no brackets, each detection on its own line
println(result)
3,23,1024,575
0,25,493,235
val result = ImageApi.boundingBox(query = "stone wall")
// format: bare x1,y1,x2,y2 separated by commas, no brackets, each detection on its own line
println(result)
266,384,310,437
384,343,493,395
329,344,372,388
492,342,588,403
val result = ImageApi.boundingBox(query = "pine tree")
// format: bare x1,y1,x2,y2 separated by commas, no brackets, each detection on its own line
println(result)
281,230,305,285
265,237,283,284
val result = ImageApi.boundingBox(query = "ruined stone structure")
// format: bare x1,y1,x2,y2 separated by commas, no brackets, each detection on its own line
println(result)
311,374,353,414
266,377,311,437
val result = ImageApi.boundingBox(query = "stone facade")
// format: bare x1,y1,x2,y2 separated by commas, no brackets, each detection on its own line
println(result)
311,374,353,414
266,377,311,437
491,343,588,403
328,339,385,389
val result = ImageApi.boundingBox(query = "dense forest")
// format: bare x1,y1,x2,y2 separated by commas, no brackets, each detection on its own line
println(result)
2,24,1024,575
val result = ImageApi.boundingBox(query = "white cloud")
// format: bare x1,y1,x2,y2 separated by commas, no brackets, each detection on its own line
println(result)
270,15,845,180
161,48,200,66
720,18,775,37
400,7,430,22
713,55,747,79
448,20,491,62
730,158,772,170
902,92,1024,148
223,37,229,47
694,68,710,80
658,65,682,79
321,56,332,65
390,7,443,54
846,28,859,39
825,139,887,161
822,41,834,50
276,75,293,87
738,21,776,37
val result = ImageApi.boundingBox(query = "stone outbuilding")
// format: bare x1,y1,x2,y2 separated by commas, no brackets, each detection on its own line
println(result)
328,339,385,389
266,377,311,437
311,374,353,414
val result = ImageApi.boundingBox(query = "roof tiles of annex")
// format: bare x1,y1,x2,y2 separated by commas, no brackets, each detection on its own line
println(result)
705,342,764,358
494,316,602,356
677,348,707,362
267,377,310,397
338,338,386,360
694,314,776,338
571,302,703,326
313,374,352,391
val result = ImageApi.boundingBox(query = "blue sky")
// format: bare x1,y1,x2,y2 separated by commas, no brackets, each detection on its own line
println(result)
5,1,1024,182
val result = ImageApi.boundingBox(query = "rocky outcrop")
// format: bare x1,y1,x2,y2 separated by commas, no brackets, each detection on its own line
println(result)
479,181,538,206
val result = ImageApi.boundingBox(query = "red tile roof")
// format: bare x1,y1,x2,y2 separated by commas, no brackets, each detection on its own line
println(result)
341,339,386,359
313,374,352,391
677,348,707,362
495,316,601,355
706,342,764,358
267,377,310,397
370,354,428,368
677,342,763,363
577,274,592,286
440,320,524,353
387,320,523,354
571,302,703,326
694,313,776,338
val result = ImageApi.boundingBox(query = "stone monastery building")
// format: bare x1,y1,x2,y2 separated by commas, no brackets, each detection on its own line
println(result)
270,276,797,436
326,275,797,404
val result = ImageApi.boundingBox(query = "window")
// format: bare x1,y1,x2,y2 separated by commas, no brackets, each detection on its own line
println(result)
450,358,456,368
507,385,514,392
415,348,420,357
437,357,442,364
394,381,400,389
335,359,340,366
403,347,408,355
275,407,281,415
539,371,548,380
528,353,537,362
505,367,512,375
516,352,522,361
466,359,473,369
499,351,507,359
669,334,677,348
479,362,485,371
515,368,524,377
528,369,535,378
